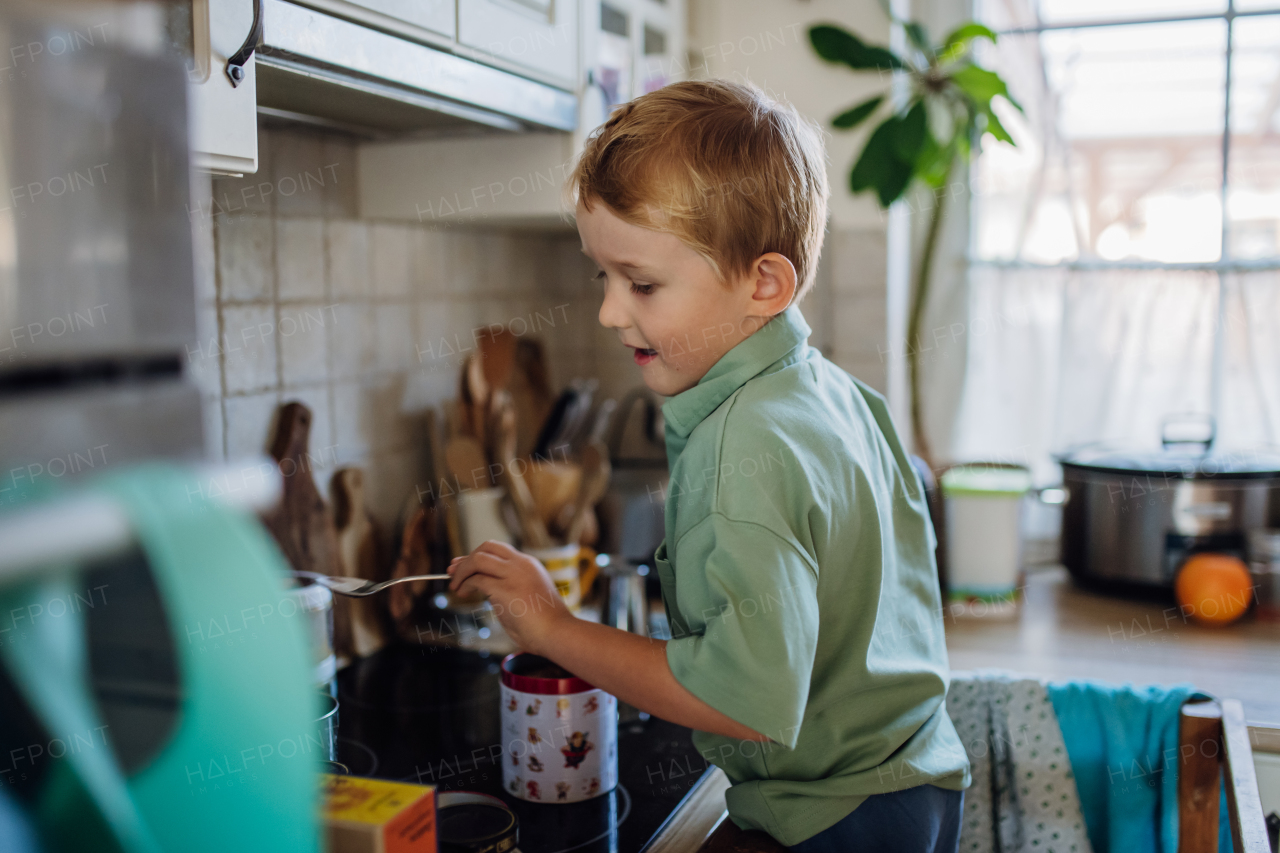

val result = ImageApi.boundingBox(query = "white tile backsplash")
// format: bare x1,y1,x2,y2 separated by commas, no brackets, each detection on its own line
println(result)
220,304,279,394
217,216,274,302
223,391,281,460
206,126,874,531
280,304,330,385
329,303,376,379
327,221,371,299
277,218,326,301
371,225,413,298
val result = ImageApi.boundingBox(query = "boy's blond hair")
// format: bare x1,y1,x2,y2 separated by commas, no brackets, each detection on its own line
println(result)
565,79,830,303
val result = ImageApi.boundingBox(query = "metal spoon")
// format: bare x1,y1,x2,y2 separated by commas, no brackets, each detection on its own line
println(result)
293,571,451,597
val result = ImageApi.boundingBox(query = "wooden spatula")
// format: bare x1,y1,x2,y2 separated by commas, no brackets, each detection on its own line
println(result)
564,440,611,545
494,394,551,548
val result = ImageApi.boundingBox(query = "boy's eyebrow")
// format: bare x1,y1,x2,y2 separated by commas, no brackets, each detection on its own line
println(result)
580,247,656,273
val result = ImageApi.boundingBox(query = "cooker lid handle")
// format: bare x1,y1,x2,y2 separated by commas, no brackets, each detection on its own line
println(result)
1161,413,1216,453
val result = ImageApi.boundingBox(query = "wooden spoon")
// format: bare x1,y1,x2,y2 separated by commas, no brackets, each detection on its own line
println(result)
494,395,552,548
446,436,491,491
480,328,517,394
564,441,611,545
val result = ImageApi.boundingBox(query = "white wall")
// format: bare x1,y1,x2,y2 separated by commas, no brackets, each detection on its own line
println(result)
686,0,902,395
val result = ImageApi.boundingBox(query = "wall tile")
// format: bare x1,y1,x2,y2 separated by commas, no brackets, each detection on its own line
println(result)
217,216,274,302
331,381,372,462
415,228,448,296
329,303,376,379
280,304,330,385
328,221,370,300
375,303,415,372
271,130,333,217
321,136,358,218
221,304,279,394
223,391,281,461
277,218,326,300
446,232,483,294
371,225,413,298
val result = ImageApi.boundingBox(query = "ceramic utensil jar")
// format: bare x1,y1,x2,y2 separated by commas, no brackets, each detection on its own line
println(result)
500,653,617,804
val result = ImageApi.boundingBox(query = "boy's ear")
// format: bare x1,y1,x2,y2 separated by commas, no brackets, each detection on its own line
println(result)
747,253,798,317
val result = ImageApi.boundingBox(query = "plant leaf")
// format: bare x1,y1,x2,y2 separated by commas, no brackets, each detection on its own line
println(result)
915,135,952,188
891,100,929,165
942,23,997,53
905,22,931,56
951,63,1025,113
979,104,1015,145
950,64,1006,104
833,95,885,129
849,118,913,206
810,24,907,72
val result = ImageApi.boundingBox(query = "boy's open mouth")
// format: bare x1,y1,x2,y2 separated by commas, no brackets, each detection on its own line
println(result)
630,346,659,366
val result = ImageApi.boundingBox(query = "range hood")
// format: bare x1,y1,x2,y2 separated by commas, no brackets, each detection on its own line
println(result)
255,0,578,136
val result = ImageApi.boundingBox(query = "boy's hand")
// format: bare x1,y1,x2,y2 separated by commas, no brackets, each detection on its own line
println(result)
447,540,573,654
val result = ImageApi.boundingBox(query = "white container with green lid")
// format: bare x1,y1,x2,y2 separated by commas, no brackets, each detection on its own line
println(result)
940,464,1033,602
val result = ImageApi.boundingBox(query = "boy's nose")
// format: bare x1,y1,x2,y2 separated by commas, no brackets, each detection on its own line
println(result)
597,278,629,331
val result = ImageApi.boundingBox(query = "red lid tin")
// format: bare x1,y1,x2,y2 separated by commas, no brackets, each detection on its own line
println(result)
500,653,595,695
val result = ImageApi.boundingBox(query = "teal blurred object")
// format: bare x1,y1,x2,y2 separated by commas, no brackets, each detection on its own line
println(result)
0,464,320,853
1047,681,1233,853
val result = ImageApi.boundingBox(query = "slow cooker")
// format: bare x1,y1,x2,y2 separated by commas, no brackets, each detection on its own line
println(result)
1059,442,1280,592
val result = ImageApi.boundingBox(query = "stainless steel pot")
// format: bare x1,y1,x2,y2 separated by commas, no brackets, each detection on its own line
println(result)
1058,429,1280,590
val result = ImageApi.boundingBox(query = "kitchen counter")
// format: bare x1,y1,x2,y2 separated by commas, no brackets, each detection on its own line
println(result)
334,644,716,853
335,568,1280,853
945,565,1280,732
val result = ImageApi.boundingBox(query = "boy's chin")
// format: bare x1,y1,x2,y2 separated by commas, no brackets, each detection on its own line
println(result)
639,364,698,398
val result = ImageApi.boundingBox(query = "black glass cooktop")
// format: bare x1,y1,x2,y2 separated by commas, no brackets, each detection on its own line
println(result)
334,644,714,853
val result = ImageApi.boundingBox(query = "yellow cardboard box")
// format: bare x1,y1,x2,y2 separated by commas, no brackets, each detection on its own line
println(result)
321,774,436,853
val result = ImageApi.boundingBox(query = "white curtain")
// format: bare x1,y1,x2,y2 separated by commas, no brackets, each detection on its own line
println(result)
952,265,1280,485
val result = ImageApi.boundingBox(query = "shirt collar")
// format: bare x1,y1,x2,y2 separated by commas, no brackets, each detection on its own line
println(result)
661,303,812,444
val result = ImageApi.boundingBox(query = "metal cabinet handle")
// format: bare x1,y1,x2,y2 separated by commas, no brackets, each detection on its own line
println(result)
225,0,263,88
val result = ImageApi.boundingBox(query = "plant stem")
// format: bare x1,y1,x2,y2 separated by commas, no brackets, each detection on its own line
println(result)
906,169,950,471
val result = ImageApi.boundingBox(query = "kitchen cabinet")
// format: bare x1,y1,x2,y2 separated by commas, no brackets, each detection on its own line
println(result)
294,0,456,42
458,0,579,91
189,0,260,175
357,0,687,227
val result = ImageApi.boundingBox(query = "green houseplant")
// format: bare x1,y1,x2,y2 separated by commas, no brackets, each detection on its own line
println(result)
808,16,1021,469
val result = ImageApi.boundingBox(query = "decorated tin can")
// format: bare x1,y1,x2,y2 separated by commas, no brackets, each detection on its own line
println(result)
499,653,617,804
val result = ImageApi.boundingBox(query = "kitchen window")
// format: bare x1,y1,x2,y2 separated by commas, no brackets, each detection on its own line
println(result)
954,0,1280,482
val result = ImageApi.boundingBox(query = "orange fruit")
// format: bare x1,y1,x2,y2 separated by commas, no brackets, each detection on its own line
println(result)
1174,553,1254,626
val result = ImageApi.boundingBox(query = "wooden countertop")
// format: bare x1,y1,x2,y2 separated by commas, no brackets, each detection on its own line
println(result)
646,566,1280,852
945,565,1280,730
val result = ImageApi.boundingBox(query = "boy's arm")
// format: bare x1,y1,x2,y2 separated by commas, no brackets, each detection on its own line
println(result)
447,541,768,742
537,616,770,742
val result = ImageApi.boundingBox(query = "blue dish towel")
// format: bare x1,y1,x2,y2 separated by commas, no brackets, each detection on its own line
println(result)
1046,681,1233,853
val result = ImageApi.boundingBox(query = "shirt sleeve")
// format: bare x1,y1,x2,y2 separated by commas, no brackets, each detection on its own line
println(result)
664,512,819,749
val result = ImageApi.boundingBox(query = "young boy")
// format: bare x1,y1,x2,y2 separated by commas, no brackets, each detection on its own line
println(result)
448,79,971,852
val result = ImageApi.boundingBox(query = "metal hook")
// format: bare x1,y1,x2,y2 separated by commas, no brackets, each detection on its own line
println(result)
225,0,264,88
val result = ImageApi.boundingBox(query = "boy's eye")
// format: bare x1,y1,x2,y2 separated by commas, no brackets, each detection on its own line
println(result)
592,270,606,280
630,282,655,296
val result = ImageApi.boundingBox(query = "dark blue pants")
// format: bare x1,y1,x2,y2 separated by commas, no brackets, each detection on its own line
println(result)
787,785,965,853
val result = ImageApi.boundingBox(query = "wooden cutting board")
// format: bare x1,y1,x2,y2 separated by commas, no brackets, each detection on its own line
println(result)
332,467,391,659
389,504,438,634
260,401,349,662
